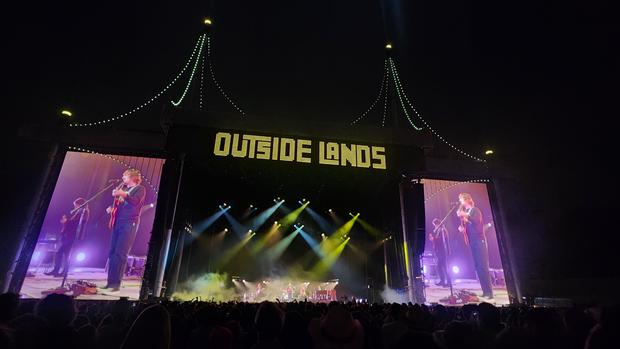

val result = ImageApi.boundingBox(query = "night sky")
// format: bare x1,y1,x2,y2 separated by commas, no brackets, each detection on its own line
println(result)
4,0,618,292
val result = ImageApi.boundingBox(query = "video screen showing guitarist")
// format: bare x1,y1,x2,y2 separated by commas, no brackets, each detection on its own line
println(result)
104,169,146,292
456,192,493,299
45,197,90,277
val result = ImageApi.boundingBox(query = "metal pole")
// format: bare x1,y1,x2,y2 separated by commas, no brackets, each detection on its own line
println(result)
154,153,185,297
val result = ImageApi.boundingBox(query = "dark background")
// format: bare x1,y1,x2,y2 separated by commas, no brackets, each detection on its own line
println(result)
2,0,618,299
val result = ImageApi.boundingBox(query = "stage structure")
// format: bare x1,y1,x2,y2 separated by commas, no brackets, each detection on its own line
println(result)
6,25,520,305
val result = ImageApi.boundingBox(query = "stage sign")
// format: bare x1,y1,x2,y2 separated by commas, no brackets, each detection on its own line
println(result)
212,131,387,170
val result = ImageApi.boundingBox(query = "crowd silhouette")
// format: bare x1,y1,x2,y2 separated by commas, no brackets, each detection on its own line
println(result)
0,292,618,349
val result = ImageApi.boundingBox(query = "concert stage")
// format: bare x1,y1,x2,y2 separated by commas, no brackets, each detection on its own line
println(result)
9,115,520,306
424,279,509,305
20,268,141,300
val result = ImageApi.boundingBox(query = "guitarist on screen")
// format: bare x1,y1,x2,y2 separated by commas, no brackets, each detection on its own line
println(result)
456,192,493,299
103,169,145,292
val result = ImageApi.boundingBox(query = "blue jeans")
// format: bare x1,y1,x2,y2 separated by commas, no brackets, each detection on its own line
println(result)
469,237,493,296
107,219,139,287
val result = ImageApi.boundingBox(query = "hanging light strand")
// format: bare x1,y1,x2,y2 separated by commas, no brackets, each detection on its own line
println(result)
381,74,389,127
68,146,160,195
424,179,490,203
199,42,206,110
388,59,423,130
69,34,205,127
351,59,389,125
172,35,207,106
389,59,486,162
206,36,245,116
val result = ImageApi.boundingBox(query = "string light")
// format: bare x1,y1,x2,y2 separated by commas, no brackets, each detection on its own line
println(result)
389,58,486,162
206,36,245,116
388,59,423,130
199,43,206,110
424,179,490,203
172,35,206,106
381,77,388,127
67,146,160,195
351,59,388,125
69,34,205,127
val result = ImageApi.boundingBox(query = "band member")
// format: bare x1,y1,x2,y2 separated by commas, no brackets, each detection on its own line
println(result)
104,169,146,291
45,197,90,276
456,193,493,299
429,218,449,287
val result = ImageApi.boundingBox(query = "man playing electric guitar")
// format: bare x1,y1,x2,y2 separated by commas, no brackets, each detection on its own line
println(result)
456,193,493,299
103,169,145,292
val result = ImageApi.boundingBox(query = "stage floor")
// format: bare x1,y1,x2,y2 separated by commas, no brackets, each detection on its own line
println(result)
424,278,509,305
20,267,142,300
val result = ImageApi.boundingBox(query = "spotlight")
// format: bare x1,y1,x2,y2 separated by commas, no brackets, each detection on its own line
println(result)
328,209,333,212
203,17,213,26
60,109,73,117
452,265,460,274
484,149,494,156
385,43,392,50
76,252,86,262
224,228,228,232
248,229,253,233
250,204,253,208
274,221,278,224
150,203,155,208
223,203,227,207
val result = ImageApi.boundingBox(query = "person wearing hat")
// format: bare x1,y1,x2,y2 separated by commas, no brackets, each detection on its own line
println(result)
308,302,364,349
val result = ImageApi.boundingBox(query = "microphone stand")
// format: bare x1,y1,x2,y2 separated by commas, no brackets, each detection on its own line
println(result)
434,204,458,299
70,180,119,215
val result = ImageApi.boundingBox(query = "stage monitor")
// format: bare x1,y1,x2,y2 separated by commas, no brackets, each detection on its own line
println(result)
422,179,510,305
18,150,165,300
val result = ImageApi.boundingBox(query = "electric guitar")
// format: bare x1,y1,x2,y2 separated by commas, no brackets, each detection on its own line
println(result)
108,182,125,229
457,205,470,245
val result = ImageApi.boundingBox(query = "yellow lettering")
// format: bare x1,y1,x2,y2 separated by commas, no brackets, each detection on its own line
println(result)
296,139,312,163
356,145,371,168
280,138,295,161
340,144,357,167
326,142,339,161
319,141,338,165
231,133,248,157
256,138,272,160
272,137,279,160
372,146,387,169
244,135,270,159
213,132,231,156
